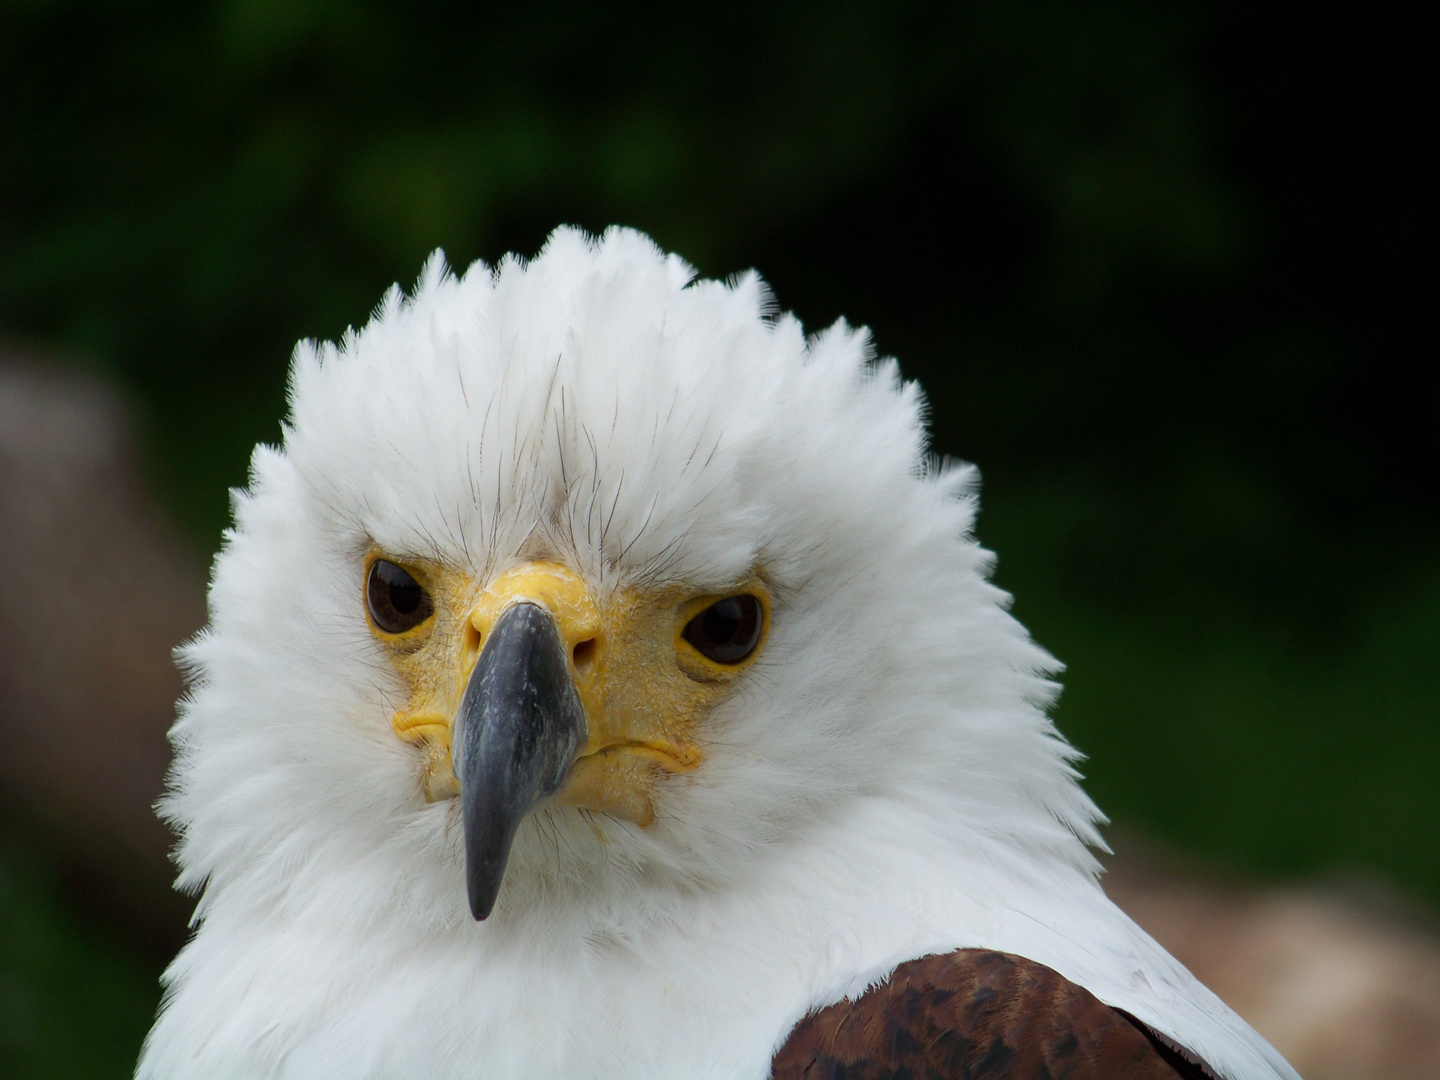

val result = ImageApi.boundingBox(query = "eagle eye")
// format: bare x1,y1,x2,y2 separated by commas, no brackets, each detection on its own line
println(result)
367,559,434,634
683,595,763,665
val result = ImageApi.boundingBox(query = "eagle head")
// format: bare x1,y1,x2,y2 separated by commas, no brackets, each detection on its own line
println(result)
165,225,1097,930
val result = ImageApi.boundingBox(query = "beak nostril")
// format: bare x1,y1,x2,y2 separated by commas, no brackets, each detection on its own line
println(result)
462,622,483,661
572,638,598,671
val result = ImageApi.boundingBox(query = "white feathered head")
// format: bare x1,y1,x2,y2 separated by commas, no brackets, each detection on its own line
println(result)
165,226,1101,940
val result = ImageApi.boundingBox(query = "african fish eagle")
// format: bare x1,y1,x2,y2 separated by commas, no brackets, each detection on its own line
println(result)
137,227,1301,1079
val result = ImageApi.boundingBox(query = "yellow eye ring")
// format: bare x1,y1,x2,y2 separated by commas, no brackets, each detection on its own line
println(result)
683,595,764,663
675,587,770,680
366,557,436,636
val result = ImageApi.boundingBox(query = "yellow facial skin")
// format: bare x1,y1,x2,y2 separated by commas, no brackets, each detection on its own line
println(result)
367,555,769,826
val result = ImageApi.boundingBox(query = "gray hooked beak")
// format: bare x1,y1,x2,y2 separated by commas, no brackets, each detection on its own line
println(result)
452,602,588,920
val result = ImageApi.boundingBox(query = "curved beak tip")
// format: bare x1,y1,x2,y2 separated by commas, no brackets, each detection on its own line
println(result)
453,602,587,921
467,864,502,922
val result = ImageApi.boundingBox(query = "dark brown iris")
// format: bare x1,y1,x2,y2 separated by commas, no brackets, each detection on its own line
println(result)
366,559,434,634
683,595,763,664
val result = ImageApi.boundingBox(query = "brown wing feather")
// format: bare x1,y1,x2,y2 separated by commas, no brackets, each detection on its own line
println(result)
770,949,1220,1080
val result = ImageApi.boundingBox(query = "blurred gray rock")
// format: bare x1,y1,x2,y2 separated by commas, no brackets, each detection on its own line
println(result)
0,355,205,941
1107,842,1440,1080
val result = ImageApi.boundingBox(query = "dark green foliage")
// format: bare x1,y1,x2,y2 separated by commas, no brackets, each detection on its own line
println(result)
0,829,161,1080
1,0,1271,534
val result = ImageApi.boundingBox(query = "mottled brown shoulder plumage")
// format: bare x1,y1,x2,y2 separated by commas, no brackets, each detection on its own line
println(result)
771,949,1218,1080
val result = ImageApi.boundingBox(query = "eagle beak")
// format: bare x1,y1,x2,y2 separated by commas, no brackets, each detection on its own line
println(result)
452,601,588,920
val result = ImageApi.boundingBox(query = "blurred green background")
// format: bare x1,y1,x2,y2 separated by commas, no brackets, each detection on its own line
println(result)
0,1,1432,1075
